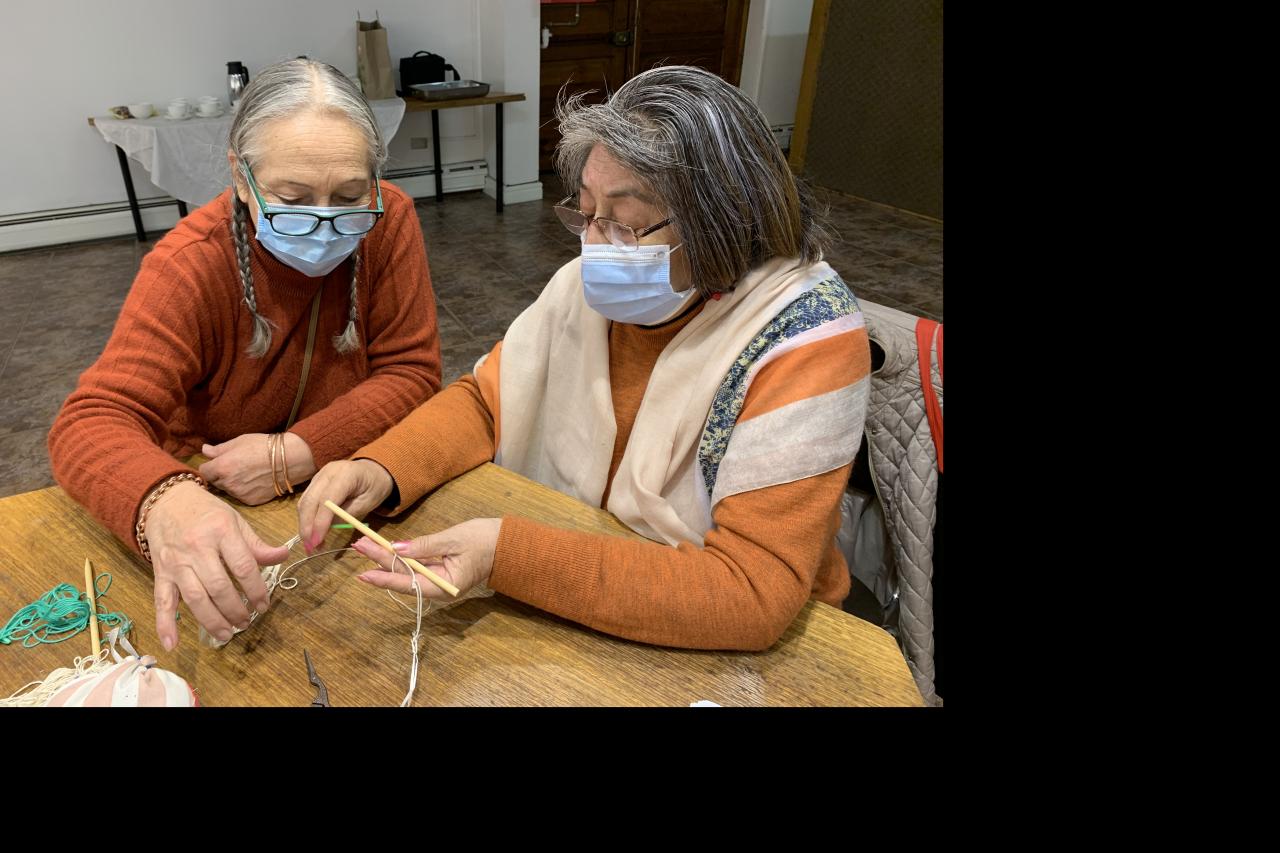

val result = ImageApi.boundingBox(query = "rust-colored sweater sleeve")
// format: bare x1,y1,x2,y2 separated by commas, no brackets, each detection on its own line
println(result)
288,192,442,467
357,342,501,513
488,464,852,652
47,247,220,553
47,183,442,554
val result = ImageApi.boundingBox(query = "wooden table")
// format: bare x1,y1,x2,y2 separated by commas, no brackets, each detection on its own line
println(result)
0,463,923,706
402,92,526,212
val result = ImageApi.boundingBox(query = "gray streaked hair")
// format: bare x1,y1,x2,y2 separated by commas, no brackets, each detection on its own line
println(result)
554,65,831,297
227,58,386,357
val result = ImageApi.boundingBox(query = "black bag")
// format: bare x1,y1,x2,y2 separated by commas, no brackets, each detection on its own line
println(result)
398,51,460,95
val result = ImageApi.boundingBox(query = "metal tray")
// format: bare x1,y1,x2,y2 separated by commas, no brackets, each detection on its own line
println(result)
409,80,491,101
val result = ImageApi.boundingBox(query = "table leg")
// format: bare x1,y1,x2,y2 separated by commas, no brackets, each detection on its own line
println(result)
176,200,189,218
431,110,443,203
496,102,504,214
115,146,146,242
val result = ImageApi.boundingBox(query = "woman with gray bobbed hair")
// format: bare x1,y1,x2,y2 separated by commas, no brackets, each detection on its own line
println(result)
50,58,442,652
300,66,871,651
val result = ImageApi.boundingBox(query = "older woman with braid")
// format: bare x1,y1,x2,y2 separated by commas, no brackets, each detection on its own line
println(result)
49,59,441,651
298,66,872,652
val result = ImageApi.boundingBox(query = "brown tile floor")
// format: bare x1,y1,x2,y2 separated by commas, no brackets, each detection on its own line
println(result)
0,184,940,498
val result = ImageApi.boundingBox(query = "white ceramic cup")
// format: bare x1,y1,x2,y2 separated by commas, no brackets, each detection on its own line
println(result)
128,103,153,119
167,99,190,118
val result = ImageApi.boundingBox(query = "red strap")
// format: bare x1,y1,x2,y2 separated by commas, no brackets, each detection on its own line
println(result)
936,325,943,383
916,319,943,473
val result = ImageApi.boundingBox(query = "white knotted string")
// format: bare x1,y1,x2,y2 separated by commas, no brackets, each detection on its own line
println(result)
200,534,428,706
388,552,423,707
0,627,146,707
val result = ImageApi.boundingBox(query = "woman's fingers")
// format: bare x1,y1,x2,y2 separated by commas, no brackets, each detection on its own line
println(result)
171,564,237,643
297,461,387,553
154,577,182,652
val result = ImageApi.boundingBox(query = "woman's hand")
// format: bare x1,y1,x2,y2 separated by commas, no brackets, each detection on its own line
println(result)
144,482,290,651
199,432,317,505
351,518,503,600
296,459,396,554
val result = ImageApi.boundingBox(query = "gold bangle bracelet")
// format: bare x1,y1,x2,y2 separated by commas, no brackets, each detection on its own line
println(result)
268,433,278,497
270,433,284,498
280,432,293,494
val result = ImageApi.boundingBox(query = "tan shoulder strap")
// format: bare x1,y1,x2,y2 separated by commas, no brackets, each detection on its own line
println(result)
285,286,325,430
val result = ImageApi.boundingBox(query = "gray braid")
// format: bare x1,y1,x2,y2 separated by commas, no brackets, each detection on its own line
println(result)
333,249,361,354
231,195,274,357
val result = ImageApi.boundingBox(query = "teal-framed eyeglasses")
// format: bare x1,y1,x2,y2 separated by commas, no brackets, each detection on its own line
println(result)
241,161,384,236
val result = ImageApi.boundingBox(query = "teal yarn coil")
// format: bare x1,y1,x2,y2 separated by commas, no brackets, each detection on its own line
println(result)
0,573,132,648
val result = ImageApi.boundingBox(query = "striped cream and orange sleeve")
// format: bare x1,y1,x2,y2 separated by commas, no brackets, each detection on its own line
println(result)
736,326,871,423
489,324,872,651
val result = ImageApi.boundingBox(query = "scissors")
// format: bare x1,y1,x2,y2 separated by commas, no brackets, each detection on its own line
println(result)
303,649,330,707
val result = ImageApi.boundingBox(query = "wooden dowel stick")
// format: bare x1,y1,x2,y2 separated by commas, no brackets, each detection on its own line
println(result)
83,558,101,658
323,500,459,597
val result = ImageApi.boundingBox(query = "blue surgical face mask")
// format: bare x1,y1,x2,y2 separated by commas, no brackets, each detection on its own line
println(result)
581,241,696,325
252,204,365,278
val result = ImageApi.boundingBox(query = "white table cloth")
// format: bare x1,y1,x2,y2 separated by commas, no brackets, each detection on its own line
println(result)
92,98,406,206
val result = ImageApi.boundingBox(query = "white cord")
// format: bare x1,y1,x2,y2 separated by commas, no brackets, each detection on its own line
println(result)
389,552,424,707
203,534,428,706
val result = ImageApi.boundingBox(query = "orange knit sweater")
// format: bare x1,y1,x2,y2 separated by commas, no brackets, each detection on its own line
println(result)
48,182,441,553
359,302,867,651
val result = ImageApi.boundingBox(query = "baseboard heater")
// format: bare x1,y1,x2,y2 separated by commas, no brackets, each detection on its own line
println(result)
0,161,488,228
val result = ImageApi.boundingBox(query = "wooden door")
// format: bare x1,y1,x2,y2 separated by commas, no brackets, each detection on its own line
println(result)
632,0,749,85
539,0,634,176
539,0,751,175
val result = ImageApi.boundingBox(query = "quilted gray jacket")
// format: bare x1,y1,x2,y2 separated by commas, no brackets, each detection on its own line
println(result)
850,300,943,706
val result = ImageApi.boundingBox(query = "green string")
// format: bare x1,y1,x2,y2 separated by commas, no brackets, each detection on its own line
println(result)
0,572,133,648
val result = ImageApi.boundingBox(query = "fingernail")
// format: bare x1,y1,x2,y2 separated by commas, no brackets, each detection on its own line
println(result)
392,541,411,552
162,635,175,652
356,574,371,583
237,621,249,631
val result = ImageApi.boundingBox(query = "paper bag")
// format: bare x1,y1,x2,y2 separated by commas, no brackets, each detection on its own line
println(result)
357,16,396,99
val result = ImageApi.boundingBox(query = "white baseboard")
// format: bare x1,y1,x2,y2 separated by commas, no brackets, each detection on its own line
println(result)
0,205,180,253
388,161,488,201
483,178,545,206
0,162,491,253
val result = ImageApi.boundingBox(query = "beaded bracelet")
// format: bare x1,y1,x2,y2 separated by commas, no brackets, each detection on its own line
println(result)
135,472,208,562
